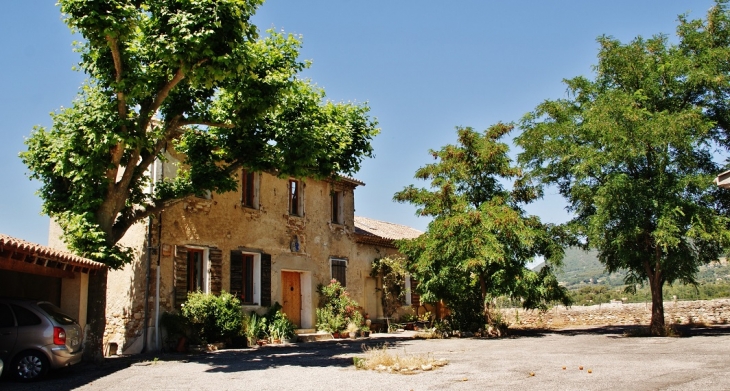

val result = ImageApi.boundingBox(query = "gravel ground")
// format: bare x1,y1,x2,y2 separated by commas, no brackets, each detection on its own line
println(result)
3,326,730,390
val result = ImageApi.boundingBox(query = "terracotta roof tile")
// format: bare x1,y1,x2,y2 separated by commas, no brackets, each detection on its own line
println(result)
0,233,105,270
336,174,365,187
354,216,423,241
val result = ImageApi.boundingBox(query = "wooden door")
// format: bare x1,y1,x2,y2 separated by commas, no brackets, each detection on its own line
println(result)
281,271,301,327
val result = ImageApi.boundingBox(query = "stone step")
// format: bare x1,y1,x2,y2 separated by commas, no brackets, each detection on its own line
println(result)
294,328,316,335
295,332,333,342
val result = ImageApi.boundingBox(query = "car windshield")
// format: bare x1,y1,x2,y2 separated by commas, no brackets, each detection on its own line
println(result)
38,303,76,325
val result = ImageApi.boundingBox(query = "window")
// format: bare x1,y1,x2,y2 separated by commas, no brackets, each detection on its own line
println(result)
10,304,41,327
0,303,14,328
187,248,207,292
331,258,347,287
38,303,76,325
230,251,262,305
241,169,259,208
331,190,343,224
288,179,302,216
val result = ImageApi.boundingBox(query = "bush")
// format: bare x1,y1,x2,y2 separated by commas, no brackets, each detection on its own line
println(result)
181,291,243,343
242,312,268,344
316,279,364,332
268,309,296,341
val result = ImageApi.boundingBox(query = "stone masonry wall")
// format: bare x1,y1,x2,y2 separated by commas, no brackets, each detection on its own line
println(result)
501,299,730,328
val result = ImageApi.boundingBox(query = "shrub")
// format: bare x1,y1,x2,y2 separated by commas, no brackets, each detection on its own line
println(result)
242,312,268,345
268,310,296,341
181,291,243,343
316,279,364,332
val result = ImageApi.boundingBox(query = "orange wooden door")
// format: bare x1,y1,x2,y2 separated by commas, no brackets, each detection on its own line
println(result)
281,271,301,327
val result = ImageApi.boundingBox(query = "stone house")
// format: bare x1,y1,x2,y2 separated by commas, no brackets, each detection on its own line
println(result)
51,154,422,354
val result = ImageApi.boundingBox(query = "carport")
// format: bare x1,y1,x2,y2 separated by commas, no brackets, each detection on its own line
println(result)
0,233,105,331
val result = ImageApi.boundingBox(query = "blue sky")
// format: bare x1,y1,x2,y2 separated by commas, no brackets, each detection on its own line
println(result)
0,0,716,245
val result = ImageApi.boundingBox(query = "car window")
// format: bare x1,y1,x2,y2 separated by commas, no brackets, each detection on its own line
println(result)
38,303,76,325
10,304,41,327
0,303,14,327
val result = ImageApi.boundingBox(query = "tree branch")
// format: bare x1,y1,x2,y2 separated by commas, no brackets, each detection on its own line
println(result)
104,35,130,181
112,197,186,241
130,115,184,187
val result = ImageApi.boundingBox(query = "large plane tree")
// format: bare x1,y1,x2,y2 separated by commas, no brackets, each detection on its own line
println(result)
21,0,378,360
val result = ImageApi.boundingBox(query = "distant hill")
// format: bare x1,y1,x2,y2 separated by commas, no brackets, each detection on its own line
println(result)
532,248,730,289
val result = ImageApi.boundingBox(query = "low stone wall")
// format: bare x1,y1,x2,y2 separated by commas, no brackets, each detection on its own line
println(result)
500,299,730,328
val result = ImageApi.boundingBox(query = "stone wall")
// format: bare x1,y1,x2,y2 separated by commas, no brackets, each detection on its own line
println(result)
501,299,730,328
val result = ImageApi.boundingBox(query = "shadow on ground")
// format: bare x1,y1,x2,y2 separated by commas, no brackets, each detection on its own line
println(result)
5,325,730,389
0,334,414,389
506,324,730,339
190,335,415,374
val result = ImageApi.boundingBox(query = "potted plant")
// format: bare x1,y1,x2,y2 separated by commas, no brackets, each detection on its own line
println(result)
416,311,433,329
346,322,359,339
269,310,296,344
242,312,267,347
360,324,370,338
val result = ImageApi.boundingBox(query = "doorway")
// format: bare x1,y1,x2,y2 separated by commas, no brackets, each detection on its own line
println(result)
281,271,302,327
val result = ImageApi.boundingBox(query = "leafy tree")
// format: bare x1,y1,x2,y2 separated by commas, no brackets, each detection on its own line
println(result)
20,0,378,360
516,2,730,335
394,125,571,328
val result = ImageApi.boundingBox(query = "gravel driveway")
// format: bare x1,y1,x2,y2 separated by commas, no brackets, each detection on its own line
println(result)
3,326,730,390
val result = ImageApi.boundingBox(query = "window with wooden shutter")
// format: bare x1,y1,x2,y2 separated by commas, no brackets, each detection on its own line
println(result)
260,253,272,306
187,249,205,292
288,179,301,216
331,258,347,287
331,190,343,224
230,251,260,305
242,170,258,208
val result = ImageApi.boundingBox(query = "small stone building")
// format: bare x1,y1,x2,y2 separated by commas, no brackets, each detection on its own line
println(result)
51,159,422,354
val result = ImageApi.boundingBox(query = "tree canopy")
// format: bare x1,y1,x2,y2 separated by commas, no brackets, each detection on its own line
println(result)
516,1,730,334
394,125,571,330
21,0,378,268
20,0,379,360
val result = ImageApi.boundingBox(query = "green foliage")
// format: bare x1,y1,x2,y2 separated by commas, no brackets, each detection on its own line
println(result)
268,309,296,341
394,125,572,327
159,311,192,347
517,1,730,332
241,312,268,343
181,291,242,343
569,282,730,306
316,280,364,332
370,257,408,319
21,0,379,267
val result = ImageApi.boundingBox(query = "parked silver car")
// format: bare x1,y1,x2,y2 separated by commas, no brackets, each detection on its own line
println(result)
0,298,83,380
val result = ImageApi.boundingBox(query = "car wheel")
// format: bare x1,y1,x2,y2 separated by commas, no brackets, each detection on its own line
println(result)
12,351,48,381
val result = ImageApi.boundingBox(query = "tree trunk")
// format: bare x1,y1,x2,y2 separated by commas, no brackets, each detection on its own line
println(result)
479,275,491,325
649,274,665,335
83,267,108,362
